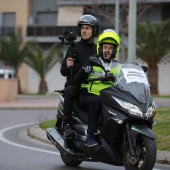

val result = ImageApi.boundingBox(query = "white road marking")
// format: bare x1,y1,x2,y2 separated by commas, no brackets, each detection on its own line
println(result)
0,123,60,155
0,124,163,170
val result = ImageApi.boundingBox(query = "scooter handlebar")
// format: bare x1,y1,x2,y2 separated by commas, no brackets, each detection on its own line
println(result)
54,89,65,94
87,73,116,83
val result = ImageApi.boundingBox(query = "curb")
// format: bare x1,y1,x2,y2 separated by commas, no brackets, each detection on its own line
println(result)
156,150,170,165
28,125,52,145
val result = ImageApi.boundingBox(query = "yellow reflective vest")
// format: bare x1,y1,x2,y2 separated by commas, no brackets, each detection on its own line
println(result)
81,61,121,95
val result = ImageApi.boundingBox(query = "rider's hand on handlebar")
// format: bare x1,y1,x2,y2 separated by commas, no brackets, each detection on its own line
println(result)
67,57,75,68
100,73,116,83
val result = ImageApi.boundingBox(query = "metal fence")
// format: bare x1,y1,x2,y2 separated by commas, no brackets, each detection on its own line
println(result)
26,25,113,36
27,26,78,36
0,25,113,37
0,26,21,37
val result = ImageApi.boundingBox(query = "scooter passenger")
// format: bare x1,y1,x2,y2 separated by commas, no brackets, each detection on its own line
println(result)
60,14,100,137
74,29,121,147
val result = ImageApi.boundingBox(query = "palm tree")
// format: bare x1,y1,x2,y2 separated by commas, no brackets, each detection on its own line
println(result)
25,43,63,94
137,19,170,94
0,34,29,93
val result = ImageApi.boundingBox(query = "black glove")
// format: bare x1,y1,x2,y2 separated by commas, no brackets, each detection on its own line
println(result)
67,46,77,59
82,58,92,73
82,66,92,73
100,73,116,83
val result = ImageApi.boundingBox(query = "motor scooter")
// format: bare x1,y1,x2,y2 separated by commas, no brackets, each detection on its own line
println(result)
46,57,157,170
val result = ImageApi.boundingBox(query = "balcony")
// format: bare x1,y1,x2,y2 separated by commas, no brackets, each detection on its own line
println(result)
26,25,113,36
27,26,78,36
26,25,78,43
26,25,112,43
0,26,21,38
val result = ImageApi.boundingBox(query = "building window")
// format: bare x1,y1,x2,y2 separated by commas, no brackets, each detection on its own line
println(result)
162,3,170,20
37,12,57,25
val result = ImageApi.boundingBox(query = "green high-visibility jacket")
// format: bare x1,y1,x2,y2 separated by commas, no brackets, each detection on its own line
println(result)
82,62,121,95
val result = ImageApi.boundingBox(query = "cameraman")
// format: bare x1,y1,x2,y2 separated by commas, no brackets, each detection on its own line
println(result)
60,14,100,137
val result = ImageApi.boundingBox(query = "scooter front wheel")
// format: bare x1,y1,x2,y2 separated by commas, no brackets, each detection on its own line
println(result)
60,151,82,166
123,135,156,170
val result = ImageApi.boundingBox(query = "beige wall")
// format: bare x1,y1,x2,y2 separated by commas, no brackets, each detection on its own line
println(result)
0,79,18,102
18,63,28,93
158,56,170,95
27,63,66,93
0,0,31,93
57,6,83,26
0,0,31,38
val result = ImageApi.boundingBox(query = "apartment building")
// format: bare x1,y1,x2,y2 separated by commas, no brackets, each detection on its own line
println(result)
0,0,170,94
1,0,169,44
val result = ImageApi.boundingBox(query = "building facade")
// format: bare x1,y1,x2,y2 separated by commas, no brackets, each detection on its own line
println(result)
0,0,170,94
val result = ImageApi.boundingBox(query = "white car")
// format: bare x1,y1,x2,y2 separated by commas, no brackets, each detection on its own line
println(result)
0,65,16,79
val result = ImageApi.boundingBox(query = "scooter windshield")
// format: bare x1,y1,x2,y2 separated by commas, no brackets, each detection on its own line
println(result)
114,64,150,103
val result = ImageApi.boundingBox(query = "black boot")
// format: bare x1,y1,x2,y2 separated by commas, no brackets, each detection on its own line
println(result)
63,124,74,137
85,132,98,147
63,118,74,137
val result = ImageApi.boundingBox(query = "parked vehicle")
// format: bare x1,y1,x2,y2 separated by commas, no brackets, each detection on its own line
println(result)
46,57,157,170
0,65,15,79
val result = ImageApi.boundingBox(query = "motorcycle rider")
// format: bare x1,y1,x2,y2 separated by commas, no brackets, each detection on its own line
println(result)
60,14,100,137
74,29,121,147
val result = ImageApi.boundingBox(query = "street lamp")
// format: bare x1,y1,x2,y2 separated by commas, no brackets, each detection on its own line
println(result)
115,0,119,34
127,0,137,63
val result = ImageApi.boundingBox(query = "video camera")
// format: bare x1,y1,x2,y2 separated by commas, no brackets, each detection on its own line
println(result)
58,31,77,84
58,31,77,46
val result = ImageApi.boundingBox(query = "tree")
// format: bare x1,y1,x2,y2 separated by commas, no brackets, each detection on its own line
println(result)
0,34,29,93
137,19,170,94
24,43,63,94
76,0,158,62
72,0,157,28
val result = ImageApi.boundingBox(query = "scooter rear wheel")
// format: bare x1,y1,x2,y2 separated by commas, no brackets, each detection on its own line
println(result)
60,151,82,166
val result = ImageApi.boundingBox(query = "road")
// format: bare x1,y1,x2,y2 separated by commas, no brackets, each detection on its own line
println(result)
0,109,170,170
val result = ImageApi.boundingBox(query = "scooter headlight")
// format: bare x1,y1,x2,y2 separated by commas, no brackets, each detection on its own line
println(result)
113,97,142,117
147,102,156,118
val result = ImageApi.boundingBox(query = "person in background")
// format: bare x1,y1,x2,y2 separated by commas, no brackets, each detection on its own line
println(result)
60,14,100,137
74,29,121,147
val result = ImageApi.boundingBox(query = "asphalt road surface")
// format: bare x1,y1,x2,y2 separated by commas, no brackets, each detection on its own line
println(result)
0,109,170,170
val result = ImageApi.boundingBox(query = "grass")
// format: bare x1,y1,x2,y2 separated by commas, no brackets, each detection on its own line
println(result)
153,95,170,98
39,119,56,129
153,108,170,151
40,108,170,151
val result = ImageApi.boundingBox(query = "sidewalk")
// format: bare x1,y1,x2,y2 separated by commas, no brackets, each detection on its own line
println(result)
0,94,59,109
0,95,170,165
0,95,169,110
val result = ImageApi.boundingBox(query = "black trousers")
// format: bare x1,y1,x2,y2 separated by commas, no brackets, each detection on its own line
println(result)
63,85,79,124
79,93,102,133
